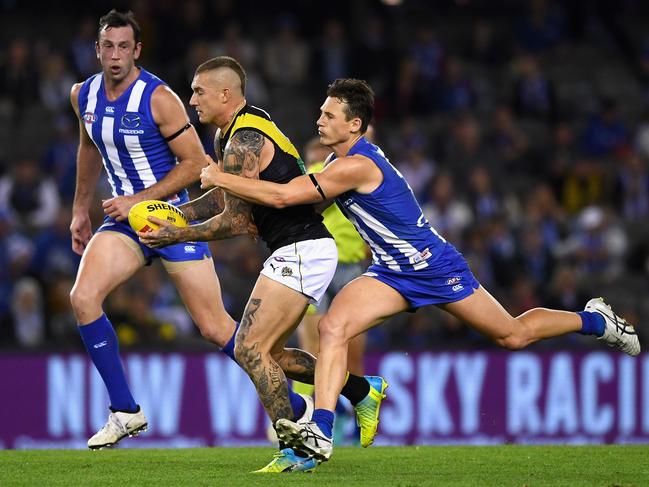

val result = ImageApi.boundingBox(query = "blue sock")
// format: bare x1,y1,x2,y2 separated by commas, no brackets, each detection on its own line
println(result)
288,387,306,420
312,408,334,438
220,321,239,362
78,314,137,412
577,311,606,337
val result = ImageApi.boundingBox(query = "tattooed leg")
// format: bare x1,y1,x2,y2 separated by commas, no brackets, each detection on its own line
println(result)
234,298,294,423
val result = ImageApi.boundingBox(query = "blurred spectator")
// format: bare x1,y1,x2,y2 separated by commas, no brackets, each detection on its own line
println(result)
559,160,605,215
523,183,565,251
514,0,566,53
544,120,579,192
566,206,628,278
436,56,476,113
467,165,502,221
393,119,435,200
212,21,258,69
313,19,350,88
46,274,78,345
465,19,510,67
511,54,558,123
581,97,629,158
0,210,33,336
440,112,495,180
10,277,45,348
517,223,555,287
405,22,445,114
422,171,473,246
487,105,530,174
38,52,75,113
612,153,648,224
486,214,519,287
0,157,61,234
69,16,99,78
28,205,80,282
396,143,436,202
0,38,39,122
263,14,310,88
542,265,590,312
42,116,78,201
108,284,178,349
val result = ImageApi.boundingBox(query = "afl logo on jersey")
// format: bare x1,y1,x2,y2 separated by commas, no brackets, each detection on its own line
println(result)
121,113,141,128
83,112,97,124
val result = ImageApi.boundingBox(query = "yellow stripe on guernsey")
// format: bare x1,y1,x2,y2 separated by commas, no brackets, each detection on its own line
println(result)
309,161,367,264
231,113,306,174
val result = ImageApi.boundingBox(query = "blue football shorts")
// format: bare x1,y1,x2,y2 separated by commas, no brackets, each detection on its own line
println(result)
364,243,479,310
97,216,211,264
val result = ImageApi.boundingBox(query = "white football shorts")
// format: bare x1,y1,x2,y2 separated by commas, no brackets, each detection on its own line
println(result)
260,238,338,305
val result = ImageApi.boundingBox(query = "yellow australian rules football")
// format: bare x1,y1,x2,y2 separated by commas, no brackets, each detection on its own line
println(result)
127,200,188,232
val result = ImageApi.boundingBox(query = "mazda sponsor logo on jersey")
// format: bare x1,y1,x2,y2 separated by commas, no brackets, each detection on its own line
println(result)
83,112,97,124
119,113,145,134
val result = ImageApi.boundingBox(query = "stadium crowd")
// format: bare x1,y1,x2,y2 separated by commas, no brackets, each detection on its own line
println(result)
1,0,648,352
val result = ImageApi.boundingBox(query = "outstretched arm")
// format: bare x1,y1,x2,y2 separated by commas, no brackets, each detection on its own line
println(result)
138,129,263,247
201,153,378,208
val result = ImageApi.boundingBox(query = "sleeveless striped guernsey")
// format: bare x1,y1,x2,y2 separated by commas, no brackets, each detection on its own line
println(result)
77,68,187,204
335,137,446,272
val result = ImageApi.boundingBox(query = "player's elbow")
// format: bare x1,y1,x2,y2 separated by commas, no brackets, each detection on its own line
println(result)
272,195,290,209
272,190,302,209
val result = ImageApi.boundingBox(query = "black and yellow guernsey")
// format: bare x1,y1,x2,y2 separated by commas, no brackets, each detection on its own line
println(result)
216,104,332,252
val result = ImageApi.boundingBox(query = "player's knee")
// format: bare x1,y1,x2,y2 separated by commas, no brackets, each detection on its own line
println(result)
69,284,100,316
318,315,348,343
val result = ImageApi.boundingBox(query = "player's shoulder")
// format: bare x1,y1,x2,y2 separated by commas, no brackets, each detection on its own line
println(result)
150,83,186,124
70,82,85,113
151,83,182,105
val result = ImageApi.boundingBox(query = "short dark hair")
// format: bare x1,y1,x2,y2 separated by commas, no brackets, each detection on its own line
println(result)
195,56,247,96
98,9,141,44
326,79,374,133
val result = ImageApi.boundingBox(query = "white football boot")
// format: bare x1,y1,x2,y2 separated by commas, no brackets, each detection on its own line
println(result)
585,297,641,356
88,409,148,449
275,419,333,462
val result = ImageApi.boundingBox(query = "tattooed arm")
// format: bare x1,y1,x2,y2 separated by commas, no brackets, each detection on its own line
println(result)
138,129,265,247
178,187,225,221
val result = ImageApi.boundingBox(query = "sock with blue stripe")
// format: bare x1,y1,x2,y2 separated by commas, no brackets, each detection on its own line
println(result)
577,311,606,337
220,321,239,362
78,314,137,412
288,386,306,420
312,408,334,438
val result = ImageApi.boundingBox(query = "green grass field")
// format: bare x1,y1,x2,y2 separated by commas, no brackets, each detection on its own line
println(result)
1,445,647,486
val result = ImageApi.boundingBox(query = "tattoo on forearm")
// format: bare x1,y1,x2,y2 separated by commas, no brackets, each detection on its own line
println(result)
180,188,225,221
235,298,295,422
